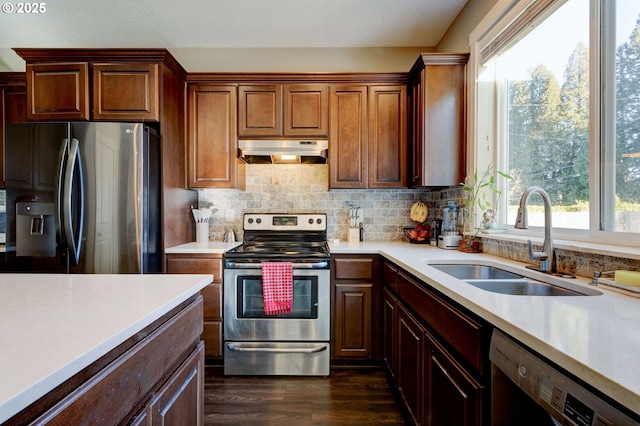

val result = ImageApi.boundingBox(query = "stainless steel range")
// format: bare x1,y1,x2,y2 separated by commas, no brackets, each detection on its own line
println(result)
223,213,330,376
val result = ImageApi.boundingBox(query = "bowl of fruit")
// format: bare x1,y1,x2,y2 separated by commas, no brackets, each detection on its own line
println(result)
404,223,432,244
405,200,432,243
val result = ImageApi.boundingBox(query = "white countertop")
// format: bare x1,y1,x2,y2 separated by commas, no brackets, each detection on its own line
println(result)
0,273,212,424
331,241,640,417
165,241,241,254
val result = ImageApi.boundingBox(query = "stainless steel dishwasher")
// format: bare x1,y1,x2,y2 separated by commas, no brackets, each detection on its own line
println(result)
490,329,640,425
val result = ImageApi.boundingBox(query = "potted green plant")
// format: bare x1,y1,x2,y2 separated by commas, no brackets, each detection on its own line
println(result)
459,164,512,252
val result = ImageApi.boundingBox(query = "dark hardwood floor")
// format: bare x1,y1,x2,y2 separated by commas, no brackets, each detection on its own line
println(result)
204,367,406,425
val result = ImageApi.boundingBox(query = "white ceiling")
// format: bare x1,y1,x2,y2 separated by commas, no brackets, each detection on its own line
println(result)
0,0,468,72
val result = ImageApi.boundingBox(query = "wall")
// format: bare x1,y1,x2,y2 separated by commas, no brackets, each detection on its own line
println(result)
437,0,500,52
197,164,449,242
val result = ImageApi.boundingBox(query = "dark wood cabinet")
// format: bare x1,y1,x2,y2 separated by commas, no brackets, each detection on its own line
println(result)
238,84,282,137
187,84,245,189
92,62,159,121
239,84,328,138
408,53,469,187
25,62,90,121
0,73,27,188
284,84,328,137
331,254,382,360
397,304,426,425
427,339,483,426
383,260,489,426
166,254,222,361
329,84,406,189
23,59,163,122
368,85,407,188
329,85,368,188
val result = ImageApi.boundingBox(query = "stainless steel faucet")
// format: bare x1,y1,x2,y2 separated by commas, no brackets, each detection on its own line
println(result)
514,186,555,273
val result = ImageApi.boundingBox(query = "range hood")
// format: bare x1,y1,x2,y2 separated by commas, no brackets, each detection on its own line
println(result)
238,139,328,164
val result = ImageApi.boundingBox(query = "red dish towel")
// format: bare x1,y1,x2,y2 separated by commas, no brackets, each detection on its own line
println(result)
262,262,294,315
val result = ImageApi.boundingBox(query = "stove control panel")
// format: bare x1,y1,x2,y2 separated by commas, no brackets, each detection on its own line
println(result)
244,213,326,231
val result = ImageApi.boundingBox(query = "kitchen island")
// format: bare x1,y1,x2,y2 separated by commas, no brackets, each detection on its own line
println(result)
331,241,640,419
0,273,212,424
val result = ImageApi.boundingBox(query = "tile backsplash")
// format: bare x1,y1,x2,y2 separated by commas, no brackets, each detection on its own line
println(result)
197,164,450,242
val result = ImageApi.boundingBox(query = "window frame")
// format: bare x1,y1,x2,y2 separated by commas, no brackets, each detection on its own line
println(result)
468,0,639,247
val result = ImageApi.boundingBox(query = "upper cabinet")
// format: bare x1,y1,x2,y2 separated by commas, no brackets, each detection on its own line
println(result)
26,62,89,121
0,73,27,188
408,53,469,188
329,84,406,189
238,84,328,138
17,50,165,122
187,84,245,189
92,62,159,121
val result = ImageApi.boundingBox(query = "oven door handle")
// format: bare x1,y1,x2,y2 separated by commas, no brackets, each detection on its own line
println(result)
226,344,328,354
224,260,330,269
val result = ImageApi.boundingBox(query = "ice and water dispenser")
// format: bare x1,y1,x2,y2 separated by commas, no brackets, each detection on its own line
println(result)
16,201,56,257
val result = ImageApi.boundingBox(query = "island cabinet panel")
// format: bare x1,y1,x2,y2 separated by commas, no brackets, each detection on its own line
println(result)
383,259,490,426
166,253,223,361
16,296,204,426
408,53,469,188
26,62,90,121
92,62,159,121
331,255,383,361
187,84,244,189
238,85,283,137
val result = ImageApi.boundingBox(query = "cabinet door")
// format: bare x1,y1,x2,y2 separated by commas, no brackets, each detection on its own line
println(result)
93,62,159,121
238,85,283,137
329,85,368,189
397,305,425,425
368,85,407,188
1,87,27,188
26,62,90,121
147,342,204,426
427,339,483,426
284,84,328,137
188,84,243,189
408,74,424,188
383,288,397,379
334,283,373,358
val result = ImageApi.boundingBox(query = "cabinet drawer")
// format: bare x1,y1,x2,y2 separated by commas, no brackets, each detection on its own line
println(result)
383,261,398,292
201,283,221,319
202,321,222,359
334,257,374,280
397,271,486,373
166,255,221,283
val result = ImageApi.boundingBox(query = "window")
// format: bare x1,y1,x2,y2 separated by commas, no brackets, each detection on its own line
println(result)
471,0,640,245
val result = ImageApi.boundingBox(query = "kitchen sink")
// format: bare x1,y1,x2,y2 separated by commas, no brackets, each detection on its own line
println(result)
427,262,602,296
428,264,523,280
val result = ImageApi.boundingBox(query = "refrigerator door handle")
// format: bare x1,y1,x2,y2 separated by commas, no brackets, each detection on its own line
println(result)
55,138,69,250
63,138,85,266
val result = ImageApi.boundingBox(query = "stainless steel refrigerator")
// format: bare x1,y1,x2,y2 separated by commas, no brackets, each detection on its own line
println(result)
3,122,161,273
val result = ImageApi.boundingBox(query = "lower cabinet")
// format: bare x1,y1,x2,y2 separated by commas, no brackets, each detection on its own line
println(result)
383,260,488,426
331,254,383,360
166,253,222,361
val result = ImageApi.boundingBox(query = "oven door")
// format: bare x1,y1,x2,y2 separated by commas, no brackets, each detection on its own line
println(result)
224,266,330,342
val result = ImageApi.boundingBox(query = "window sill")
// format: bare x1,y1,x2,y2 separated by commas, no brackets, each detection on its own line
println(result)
479,232,640,261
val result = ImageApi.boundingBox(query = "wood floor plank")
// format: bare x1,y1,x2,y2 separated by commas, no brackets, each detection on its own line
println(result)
204,367,406,425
